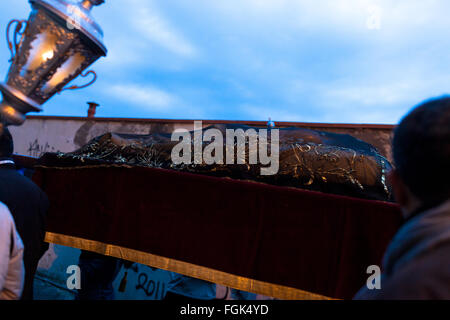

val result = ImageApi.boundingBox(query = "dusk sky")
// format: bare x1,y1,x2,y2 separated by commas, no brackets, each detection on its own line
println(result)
1,0,450,124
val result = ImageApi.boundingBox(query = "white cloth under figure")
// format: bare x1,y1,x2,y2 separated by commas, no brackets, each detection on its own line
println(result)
0,201,25,300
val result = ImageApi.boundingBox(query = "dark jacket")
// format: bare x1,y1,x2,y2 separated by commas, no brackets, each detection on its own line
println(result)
0,161,49,300
354,199,450,299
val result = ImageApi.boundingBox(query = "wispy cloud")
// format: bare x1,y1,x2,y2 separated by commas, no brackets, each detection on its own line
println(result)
94,0,198,69
109,84,177,112
133,7,197,58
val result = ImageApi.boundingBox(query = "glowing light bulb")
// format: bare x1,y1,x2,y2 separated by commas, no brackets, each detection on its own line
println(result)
42,50,54,62
4,106,15,116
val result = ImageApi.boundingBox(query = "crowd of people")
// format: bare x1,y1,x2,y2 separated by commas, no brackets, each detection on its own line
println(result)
0,127,49,300
0,96,449,300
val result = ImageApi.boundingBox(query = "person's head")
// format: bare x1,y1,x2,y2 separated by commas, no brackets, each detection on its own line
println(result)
0,126,13,158
389,96,450,219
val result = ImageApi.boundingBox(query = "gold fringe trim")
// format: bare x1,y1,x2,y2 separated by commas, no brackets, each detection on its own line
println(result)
45,232,335,300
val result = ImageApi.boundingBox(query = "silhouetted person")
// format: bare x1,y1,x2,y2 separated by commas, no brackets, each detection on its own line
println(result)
354,96,450,299
76,251,123,300
0,127,49,300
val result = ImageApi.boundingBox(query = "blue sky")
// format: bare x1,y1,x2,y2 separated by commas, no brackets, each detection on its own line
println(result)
1,0,450,124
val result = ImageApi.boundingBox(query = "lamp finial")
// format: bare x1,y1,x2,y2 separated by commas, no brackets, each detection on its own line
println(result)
81,0,105,11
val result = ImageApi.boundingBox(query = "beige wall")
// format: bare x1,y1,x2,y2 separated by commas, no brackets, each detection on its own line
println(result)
9,116,395,163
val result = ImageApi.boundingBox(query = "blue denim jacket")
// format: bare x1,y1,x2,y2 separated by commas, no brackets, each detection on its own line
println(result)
166,272,216,300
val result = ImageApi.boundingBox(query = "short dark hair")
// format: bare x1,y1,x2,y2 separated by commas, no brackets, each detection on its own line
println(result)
393,96,450,206
0,126,13,158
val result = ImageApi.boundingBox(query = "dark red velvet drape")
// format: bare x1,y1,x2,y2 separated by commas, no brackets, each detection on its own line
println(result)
33,165,402,299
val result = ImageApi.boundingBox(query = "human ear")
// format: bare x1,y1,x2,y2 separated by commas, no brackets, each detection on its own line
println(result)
387,169,422,219
387,169,408,207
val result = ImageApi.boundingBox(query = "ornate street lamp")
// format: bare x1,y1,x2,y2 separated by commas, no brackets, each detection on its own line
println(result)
0,0,107,127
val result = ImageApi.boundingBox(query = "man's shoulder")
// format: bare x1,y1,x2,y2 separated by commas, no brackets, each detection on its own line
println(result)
0,202,14,226
402,242,450,278
0,169,46,195
0,201,11,216
359,243,450,299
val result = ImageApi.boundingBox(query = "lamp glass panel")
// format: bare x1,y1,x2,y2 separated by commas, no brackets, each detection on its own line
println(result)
42,52,86,93
20,28,57,76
